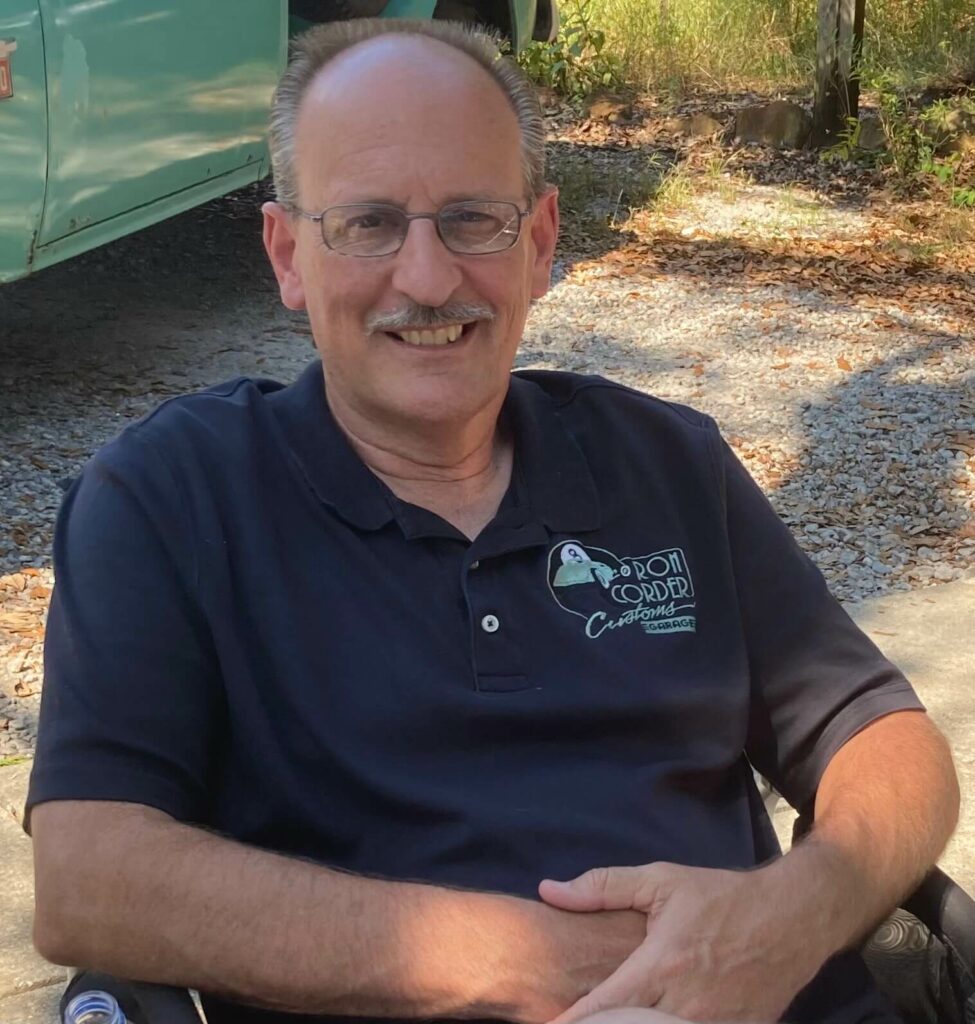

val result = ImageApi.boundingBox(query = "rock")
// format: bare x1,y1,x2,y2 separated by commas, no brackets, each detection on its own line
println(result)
535,85,561,111
938,130,975,156
857,114,887,152
735,100,811,149
665,113,725,138
587,94,632,123
923,103,975,155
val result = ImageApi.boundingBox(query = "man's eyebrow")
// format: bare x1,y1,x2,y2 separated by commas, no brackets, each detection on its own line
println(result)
325,192,513,208
440,191,509,203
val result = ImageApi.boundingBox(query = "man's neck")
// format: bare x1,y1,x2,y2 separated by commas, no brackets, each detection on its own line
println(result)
325,390,513,541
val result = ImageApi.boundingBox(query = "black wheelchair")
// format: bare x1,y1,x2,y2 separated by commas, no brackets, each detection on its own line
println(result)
60,865,975,1024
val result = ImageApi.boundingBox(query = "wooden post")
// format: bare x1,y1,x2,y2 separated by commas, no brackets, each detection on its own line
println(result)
811,0,865,147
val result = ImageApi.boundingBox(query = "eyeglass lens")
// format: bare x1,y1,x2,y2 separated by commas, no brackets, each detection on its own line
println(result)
320,201,522,256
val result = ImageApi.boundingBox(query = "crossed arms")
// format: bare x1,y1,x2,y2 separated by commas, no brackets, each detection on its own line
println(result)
31,709,958,1023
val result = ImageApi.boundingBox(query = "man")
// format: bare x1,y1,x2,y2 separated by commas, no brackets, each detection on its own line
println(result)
27,18,958,1024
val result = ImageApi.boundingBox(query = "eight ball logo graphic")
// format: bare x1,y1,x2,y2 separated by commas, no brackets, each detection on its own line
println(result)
548,540,698,639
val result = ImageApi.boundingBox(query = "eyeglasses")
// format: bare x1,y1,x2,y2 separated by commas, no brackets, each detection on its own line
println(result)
292,200,532,257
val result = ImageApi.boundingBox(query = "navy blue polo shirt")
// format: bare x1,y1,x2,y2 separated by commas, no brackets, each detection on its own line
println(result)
28,361,919,1024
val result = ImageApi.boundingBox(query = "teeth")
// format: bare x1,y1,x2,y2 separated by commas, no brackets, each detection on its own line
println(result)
398,323,466,346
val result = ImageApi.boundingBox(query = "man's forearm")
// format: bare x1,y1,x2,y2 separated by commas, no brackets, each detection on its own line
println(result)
32,801,644,1021
772,710,959,956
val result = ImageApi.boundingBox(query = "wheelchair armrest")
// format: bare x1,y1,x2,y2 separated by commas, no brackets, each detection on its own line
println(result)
61,970,202,1024
902,866,975,974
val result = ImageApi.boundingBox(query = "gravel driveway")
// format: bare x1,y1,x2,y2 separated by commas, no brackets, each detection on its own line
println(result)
1,165,973,757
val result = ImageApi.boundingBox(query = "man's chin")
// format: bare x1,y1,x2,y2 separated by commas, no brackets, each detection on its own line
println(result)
375,381,506,431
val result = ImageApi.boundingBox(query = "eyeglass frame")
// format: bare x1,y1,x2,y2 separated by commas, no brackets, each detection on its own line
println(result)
288,199,534,257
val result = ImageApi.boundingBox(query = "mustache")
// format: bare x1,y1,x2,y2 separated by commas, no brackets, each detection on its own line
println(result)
365,301,495,333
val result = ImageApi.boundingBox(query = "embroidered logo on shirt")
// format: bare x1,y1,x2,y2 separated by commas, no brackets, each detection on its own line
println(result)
547,541,697,639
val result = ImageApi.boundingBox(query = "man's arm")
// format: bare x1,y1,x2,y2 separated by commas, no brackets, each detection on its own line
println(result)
536,710,959,1023
32,800,645,1022
780,708,959,948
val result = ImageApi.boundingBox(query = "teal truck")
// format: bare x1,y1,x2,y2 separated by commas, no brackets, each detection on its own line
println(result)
0,0,555,284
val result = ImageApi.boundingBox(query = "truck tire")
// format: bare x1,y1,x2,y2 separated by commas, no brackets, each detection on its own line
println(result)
432,0,480,23
291,0,390,22
533,0,558,41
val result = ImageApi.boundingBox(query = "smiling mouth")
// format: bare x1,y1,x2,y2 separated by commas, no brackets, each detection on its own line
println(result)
385,322,475,347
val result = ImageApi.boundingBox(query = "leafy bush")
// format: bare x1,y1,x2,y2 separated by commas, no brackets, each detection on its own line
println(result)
517,0,623,100
849,81,975,204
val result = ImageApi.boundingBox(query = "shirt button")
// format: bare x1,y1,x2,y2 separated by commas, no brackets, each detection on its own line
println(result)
480,614,500,634
470,560,480,570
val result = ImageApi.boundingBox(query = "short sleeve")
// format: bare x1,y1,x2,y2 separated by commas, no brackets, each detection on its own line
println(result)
25,430,222,832
715,436,924,809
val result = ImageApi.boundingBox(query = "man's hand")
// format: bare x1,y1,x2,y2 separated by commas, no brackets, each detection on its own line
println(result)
538,713,959,1024
538,862,824,1024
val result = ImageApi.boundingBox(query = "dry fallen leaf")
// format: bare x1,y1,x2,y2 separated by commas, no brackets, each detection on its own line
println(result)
837,356,853,371
0,611,37,633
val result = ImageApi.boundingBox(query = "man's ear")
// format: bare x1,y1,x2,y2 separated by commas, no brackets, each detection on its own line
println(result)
262,202,307,311
529,186,560,300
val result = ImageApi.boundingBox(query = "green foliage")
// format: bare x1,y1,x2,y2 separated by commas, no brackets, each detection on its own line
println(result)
876,82,937,183
582,0,973,94
823,117,868,164
517,0,623,100
818,81,974,210
869,82,975,204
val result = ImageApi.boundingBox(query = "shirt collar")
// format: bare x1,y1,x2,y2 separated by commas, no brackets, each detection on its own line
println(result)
269,361,601,534
505,372,601,532
269,362,394,531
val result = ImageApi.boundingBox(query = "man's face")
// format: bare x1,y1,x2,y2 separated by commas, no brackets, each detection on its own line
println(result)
263,36,559,433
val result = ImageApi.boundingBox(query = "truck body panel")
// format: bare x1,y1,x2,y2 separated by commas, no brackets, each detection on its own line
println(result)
0,2,48,280
0,0,550,284
36,0,283,245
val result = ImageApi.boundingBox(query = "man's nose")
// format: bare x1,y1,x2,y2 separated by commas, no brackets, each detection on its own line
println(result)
390,218,463,308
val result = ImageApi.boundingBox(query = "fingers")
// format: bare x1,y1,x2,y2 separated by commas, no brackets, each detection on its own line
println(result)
539,864,667,912
550,948,664,1024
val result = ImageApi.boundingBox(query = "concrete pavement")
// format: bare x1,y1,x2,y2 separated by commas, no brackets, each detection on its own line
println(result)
0,762,62,1024
1,575,972,1023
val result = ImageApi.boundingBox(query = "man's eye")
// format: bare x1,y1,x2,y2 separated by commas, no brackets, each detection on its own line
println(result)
451,210,490,223
443,210,505,234
346,212,392,231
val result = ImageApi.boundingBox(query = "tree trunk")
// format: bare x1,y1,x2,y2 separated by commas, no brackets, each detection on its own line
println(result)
811,0,865,147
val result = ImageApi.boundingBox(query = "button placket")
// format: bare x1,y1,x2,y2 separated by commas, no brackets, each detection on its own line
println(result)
462,554,529,692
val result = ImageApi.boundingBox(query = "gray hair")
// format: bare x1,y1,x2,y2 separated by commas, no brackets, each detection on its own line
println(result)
268,18,546,212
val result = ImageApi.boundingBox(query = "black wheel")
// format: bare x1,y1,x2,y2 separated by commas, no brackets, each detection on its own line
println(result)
291,0,390,22
433,0,480,22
